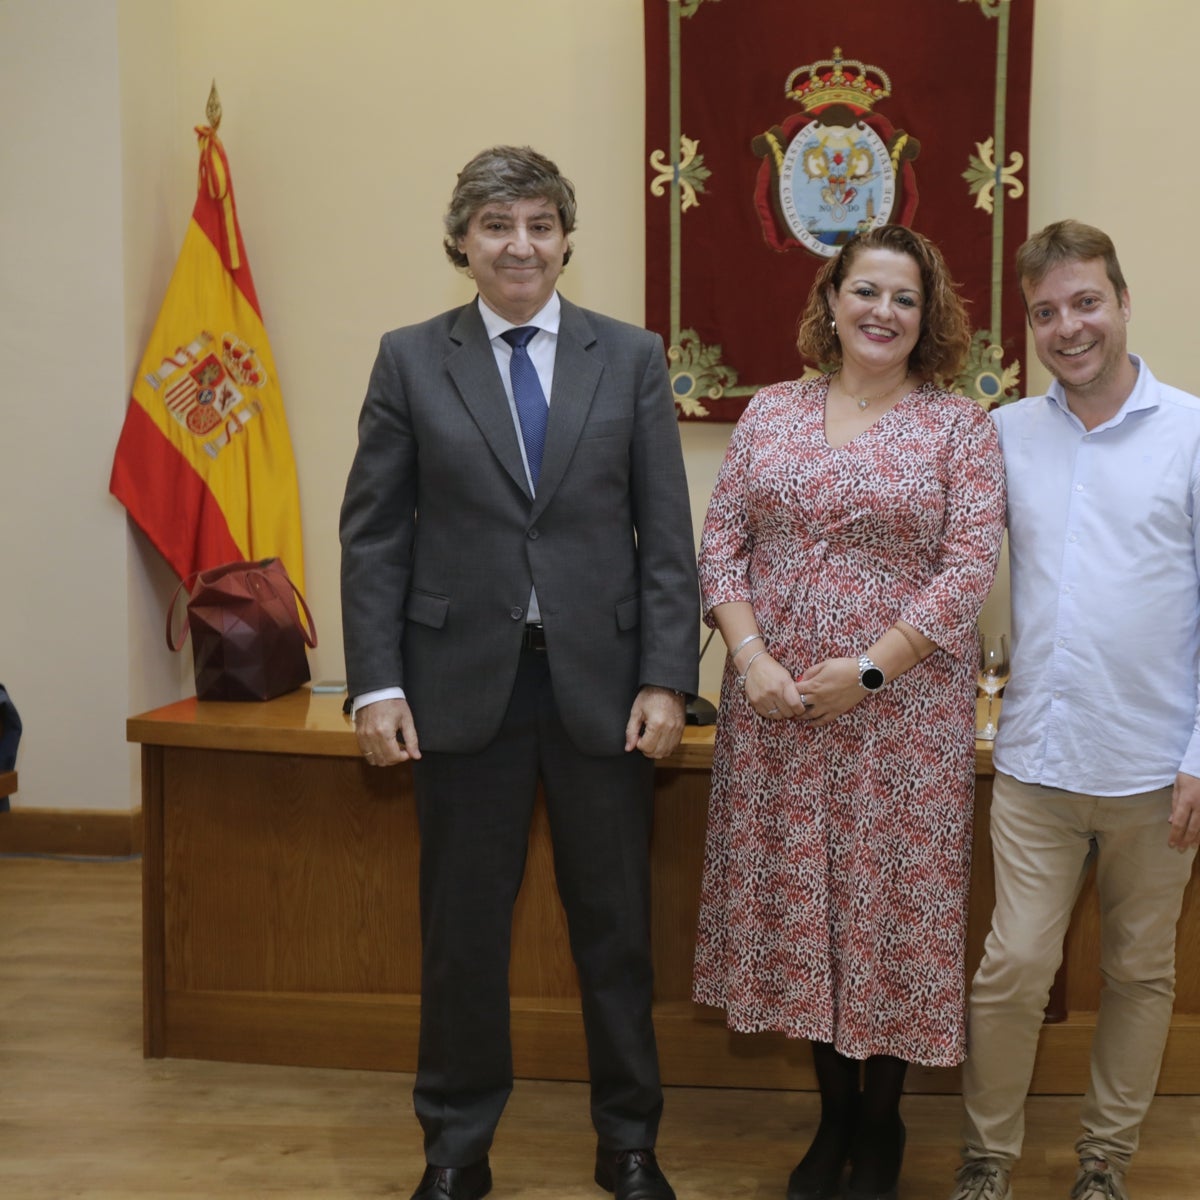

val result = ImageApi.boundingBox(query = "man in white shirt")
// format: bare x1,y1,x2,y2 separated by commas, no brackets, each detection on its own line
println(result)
949,221,1200,1200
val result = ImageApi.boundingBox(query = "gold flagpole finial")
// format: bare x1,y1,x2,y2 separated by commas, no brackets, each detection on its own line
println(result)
206,81,222,131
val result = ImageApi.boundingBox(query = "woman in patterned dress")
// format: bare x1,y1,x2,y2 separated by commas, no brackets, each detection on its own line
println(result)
693,225,1005,1200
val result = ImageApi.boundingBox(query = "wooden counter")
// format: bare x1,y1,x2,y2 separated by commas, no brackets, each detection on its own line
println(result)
129,690,1198,1092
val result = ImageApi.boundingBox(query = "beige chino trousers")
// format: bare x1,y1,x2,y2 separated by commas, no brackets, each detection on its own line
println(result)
962,771,1196,1171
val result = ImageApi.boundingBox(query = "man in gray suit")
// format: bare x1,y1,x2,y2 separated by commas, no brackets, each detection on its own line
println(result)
340,145,698,1200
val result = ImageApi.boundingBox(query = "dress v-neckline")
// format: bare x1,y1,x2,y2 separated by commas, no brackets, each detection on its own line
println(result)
822,376,919,450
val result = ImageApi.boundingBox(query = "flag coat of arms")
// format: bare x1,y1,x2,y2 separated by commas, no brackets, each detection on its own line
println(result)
111,96,304,588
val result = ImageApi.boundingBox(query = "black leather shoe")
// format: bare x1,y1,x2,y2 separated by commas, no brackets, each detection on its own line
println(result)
594,1147,676,1200
410,1158,492,1200
786,1106,856,1200
786,1159,845,1200
845,1119,906,1200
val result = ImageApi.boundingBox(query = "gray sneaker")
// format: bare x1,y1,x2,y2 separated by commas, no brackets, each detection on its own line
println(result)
1070,1157,1128,1200
949,1159,1012,1200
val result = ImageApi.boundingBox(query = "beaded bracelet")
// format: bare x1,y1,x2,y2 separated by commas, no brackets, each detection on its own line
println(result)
737,649,768,689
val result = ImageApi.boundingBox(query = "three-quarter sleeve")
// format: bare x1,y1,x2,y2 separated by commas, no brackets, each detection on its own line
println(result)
697,395,763,624
897,399,1006,661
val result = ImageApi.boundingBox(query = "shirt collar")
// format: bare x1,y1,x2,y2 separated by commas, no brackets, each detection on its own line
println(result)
1046,353,1157,430
477,291,561,342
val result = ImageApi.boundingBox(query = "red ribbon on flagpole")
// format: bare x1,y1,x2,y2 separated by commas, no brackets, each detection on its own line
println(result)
194,124,241,271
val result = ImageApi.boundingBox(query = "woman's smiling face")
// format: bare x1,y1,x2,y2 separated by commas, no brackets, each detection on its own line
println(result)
827,247,924,376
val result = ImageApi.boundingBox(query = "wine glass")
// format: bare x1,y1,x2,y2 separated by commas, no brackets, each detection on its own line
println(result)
977,633,1010,741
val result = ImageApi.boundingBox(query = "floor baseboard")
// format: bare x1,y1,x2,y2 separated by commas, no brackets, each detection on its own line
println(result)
0,806,142,856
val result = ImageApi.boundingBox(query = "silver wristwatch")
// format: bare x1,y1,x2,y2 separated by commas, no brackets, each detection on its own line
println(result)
857,654,886,692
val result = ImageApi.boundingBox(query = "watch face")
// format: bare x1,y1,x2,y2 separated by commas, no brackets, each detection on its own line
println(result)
861,666,885,691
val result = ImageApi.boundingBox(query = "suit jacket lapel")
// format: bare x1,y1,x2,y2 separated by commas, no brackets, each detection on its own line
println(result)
445,303,532,498
534,298,602,517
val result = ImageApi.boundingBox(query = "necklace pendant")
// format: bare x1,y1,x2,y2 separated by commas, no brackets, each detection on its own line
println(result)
857,397,869,410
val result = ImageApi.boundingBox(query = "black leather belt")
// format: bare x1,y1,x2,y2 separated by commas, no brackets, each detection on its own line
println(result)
521,623,547,651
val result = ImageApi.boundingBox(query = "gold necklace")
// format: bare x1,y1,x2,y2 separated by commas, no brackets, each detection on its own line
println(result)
835,371,910,411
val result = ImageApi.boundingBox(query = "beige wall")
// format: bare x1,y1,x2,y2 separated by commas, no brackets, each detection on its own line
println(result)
2,0,1196,811
1,0,134,812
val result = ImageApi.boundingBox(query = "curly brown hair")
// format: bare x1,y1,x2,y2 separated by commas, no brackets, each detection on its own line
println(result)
795,225,972,380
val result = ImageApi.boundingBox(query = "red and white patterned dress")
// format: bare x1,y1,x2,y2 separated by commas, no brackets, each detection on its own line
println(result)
693,375,1005,1066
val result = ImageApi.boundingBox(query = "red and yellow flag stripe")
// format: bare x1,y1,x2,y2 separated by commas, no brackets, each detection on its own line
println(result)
111,123,304,589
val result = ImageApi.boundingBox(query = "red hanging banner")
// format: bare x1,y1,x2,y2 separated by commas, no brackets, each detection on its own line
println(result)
645,0,1035,421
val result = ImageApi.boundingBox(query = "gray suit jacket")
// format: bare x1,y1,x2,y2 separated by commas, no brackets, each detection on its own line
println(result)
340,296,699,756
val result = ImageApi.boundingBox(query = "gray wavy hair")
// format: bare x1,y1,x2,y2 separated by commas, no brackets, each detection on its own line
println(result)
443,145,577,269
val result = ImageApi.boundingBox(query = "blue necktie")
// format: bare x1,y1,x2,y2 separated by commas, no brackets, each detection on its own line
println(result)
501,326,548,487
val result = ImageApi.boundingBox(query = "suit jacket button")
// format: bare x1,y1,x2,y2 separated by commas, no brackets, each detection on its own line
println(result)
528,527,540,540
510,607,524,620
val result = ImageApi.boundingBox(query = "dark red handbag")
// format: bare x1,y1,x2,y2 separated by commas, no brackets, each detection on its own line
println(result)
166,558,317,701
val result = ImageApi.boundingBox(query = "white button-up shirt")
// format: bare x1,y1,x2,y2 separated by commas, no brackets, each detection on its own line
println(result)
993,355,1200,794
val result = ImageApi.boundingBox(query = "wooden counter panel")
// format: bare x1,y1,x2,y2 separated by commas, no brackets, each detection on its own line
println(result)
648,768,711,1001
155,743,714,1006
164,989,421,1070
159,986,1200,1094
162,748,419,995
132,689,1200,1093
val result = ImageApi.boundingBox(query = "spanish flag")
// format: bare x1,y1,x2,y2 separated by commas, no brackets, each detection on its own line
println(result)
111,92,304,589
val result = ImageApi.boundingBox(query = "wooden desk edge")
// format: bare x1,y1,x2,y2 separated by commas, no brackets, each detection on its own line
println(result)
127,688,995,774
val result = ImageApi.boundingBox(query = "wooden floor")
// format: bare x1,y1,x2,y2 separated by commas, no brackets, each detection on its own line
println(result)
1,858,1197,1199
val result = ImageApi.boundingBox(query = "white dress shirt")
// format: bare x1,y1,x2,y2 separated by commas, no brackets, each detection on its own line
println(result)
993,355,1200,794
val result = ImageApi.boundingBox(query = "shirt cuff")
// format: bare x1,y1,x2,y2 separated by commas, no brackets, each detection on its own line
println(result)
351,686,406,719
1178,734,1200,783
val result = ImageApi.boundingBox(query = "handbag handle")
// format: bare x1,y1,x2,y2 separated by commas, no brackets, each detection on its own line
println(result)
165,572,200,652
253,566,318,648
164,562,317,652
